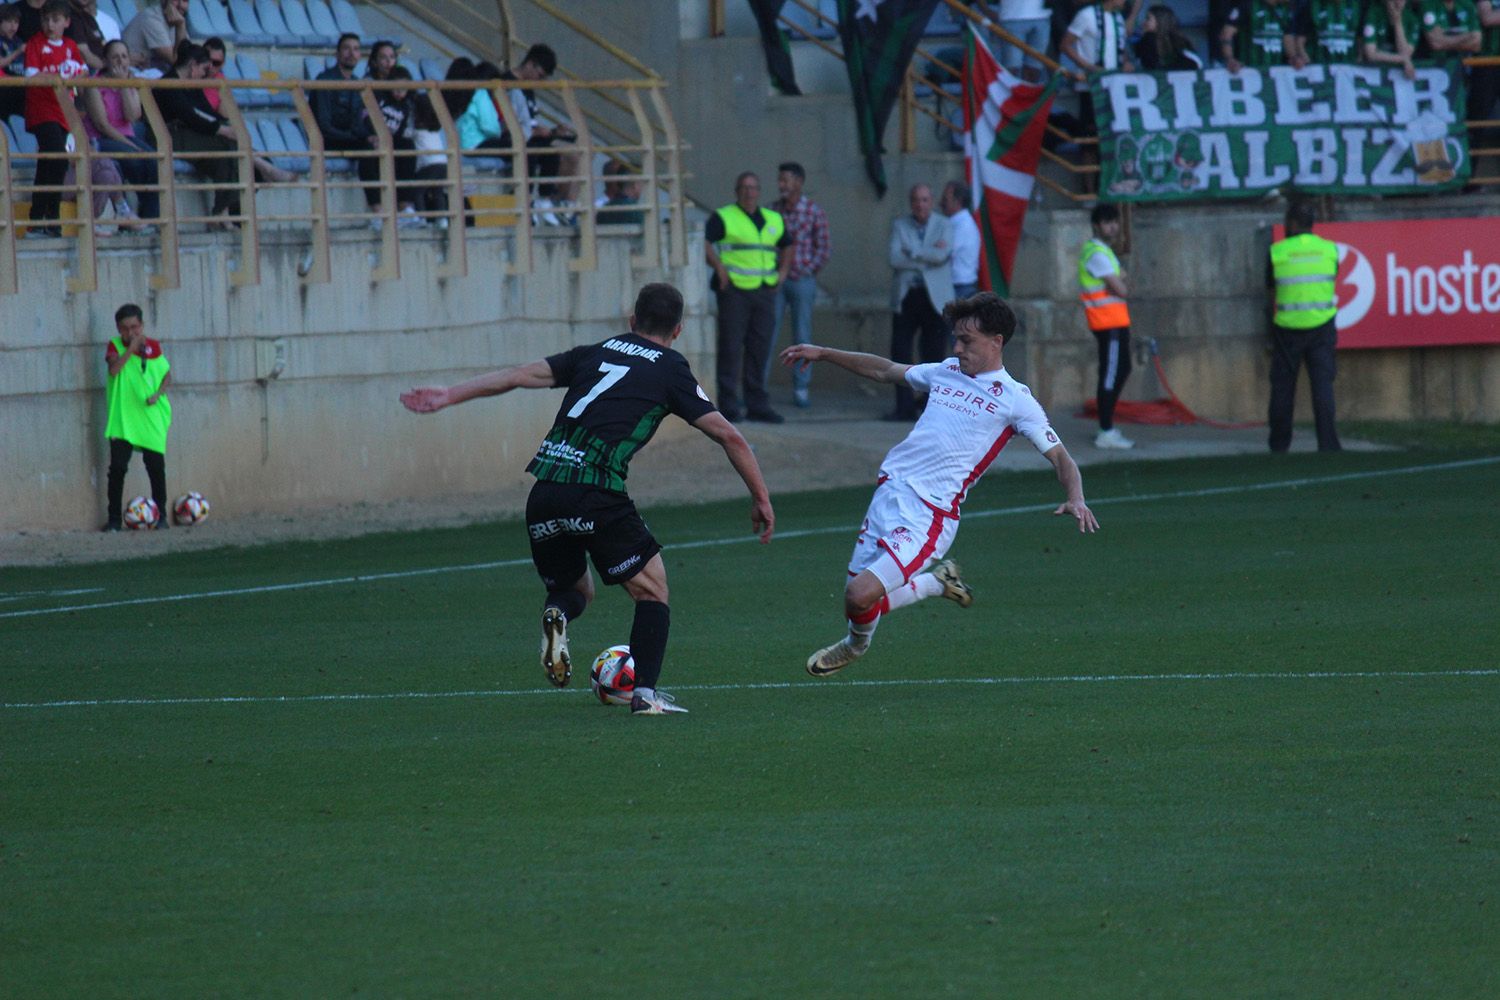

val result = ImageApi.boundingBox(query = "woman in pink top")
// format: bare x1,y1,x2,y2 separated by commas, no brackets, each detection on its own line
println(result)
82,38,159,222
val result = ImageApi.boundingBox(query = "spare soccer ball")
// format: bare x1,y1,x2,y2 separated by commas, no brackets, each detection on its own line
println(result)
123,496,159,530
590,644,635,706
173,491,210,526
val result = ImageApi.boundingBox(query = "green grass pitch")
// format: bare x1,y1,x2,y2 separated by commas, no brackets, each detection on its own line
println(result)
3,449,1499,997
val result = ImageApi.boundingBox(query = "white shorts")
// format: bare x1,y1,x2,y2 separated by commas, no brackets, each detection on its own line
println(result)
848,478,960,593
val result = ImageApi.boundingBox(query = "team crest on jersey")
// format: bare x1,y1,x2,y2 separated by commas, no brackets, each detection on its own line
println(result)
988,381,1004,397
1046,429,1058,444
890,526,914,546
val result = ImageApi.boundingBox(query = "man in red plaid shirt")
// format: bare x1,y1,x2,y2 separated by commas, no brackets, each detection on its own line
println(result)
767,162,831,409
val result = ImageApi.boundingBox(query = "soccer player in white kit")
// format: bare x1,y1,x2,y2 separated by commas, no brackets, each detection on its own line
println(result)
780,292,1100,677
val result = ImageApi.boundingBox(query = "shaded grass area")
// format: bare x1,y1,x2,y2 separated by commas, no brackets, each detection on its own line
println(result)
3,450,1499,997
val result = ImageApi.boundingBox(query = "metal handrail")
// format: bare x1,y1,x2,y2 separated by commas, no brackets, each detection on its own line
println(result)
0,75,689,296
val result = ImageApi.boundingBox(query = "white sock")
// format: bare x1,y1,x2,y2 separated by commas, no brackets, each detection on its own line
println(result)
634,686,654,700
886,573,943,611
846,615,878,653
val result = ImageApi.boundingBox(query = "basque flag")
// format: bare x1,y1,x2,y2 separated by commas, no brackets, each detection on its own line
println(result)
962,30,1060,295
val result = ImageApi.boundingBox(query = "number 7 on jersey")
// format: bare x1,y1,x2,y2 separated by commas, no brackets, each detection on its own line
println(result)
566,362,630,418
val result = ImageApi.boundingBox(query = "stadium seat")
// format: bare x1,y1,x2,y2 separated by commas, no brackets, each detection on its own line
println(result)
281,117,352,173
205,0,239,39
218,52,257,108
226,0,275,45
252,0,307,47
6,115,36,159
304,0,342,43
186,0,220,40
329,0,363,37
352,57,367,78
257,118,302,174
239,54,292,108
273,117,311,172
419,58,447,84
304,55,331,79
282,0,336,47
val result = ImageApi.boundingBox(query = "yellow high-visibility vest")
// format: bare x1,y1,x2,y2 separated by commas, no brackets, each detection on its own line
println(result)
1077,238,1130,331
714,204,784,290
1270,233,1339,329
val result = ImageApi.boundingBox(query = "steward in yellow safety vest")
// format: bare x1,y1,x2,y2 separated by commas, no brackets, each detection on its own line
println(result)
1266,200,1342,453
707,183,786,291
1078,204,1136,449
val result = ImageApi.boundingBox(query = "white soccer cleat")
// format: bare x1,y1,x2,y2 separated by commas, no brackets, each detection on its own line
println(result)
1094,428,1135,449
540,606,571,687
630,690,688,715
806,638,865,678
932,560,974,608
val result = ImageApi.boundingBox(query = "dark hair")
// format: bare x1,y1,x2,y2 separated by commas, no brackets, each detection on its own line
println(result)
944,179,971,206
943,292,1017,344
413,93,441,132
370,39,396,60
174,42,206,68
0,4,21,23
523,43,557,76
1286,199,1317,231
734,171,758,189
115,302,144,325
1090,203,1120,227
778,161,805,181
387,65,412,82
42,0,69,18
337,32,360,49
633,283,684,336
443,57,476,116
101,38,127,60
203,36,226,55
474,60,502,81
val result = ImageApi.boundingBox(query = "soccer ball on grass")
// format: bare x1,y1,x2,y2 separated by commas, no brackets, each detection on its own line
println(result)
123,496,160,530
590,645,636,706
173,491,211,526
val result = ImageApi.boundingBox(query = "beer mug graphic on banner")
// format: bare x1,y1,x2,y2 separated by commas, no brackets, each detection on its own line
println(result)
1406,113,1459,185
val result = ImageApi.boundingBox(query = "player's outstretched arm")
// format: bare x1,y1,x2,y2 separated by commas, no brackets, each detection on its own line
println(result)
1044,444,1100,533
400,360,555,413
779,344,911,385
692,411,775,543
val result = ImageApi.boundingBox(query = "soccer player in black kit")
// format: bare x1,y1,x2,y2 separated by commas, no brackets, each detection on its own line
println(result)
401,283,775,715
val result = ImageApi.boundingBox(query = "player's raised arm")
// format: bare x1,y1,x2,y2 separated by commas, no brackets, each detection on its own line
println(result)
691,411,775,543
779,344,911,386
401,360,556,413
1043,443,1100,533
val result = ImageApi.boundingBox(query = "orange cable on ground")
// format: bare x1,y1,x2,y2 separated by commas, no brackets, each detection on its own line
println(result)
1080,339,1263,430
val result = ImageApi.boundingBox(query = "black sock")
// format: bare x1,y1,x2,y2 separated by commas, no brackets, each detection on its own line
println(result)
545,589,587,622
628,600,670,691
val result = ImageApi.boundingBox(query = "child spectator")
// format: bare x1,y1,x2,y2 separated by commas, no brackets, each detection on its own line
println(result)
378,64,422,226
1362,0,1423,79
1,4,26,122
410,92,449,223
22,0,88,237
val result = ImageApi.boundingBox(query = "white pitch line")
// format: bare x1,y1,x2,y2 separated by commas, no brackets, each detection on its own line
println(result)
3,668,1496,711
4,455,1498,622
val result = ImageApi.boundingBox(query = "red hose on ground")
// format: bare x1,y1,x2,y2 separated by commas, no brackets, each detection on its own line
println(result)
1080,339,1263,430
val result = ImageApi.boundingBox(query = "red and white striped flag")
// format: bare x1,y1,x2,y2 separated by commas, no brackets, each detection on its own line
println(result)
962,31,1061,296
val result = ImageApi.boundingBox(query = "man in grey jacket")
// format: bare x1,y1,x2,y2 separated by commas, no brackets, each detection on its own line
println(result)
886,183,954,421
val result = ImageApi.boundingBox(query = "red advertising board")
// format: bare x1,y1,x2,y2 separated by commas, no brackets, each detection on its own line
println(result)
1271,218,1500,349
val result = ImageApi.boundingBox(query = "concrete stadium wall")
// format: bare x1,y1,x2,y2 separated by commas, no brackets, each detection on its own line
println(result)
0,227,709,531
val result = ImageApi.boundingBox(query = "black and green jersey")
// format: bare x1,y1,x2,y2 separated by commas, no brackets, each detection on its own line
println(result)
1421,0,1483,44
1228,0,1297,66
1309,0,1363,61
1362,0,1427,57
527,333,716,493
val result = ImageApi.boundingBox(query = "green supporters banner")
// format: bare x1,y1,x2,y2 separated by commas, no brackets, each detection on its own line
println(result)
1093,63,1470,201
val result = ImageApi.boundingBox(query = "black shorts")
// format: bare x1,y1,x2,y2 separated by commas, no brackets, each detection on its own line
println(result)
525,480,661,588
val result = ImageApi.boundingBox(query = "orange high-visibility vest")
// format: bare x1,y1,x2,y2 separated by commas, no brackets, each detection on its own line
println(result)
1078,238,1130,331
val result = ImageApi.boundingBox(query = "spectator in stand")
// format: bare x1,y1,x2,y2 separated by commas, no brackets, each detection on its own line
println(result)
202,35,225,111
378,65,423,227
1296,0,1362,63
312,33,387,225
1422,0,1484,58
766,161,830,410
997,0,1052,82
1472,3,1500,164
410,93,449,223
1134,4,1205,68
22,0,87,238
157,42,241,228
454,58,503,152
83,37,158,227
366,39,397,80
1219,0,1300,72
1061,0,1133,191
1361,0,1423,79
596,159,644,226
939,179,980,301
63,0,103,69
121,0,187,74
15,0,46,43
1,5,26,123
499,44,582,213
886,182,953,422
440,55,475,121
85,0,115,42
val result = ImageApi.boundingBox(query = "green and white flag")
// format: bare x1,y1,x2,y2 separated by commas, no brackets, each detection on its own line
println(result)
836,0,942,196
1095,63,1470,200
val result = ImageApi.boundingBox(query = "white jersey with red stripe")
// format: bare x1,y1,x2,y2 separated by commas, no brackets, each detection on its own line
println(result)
880,360,1060,516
